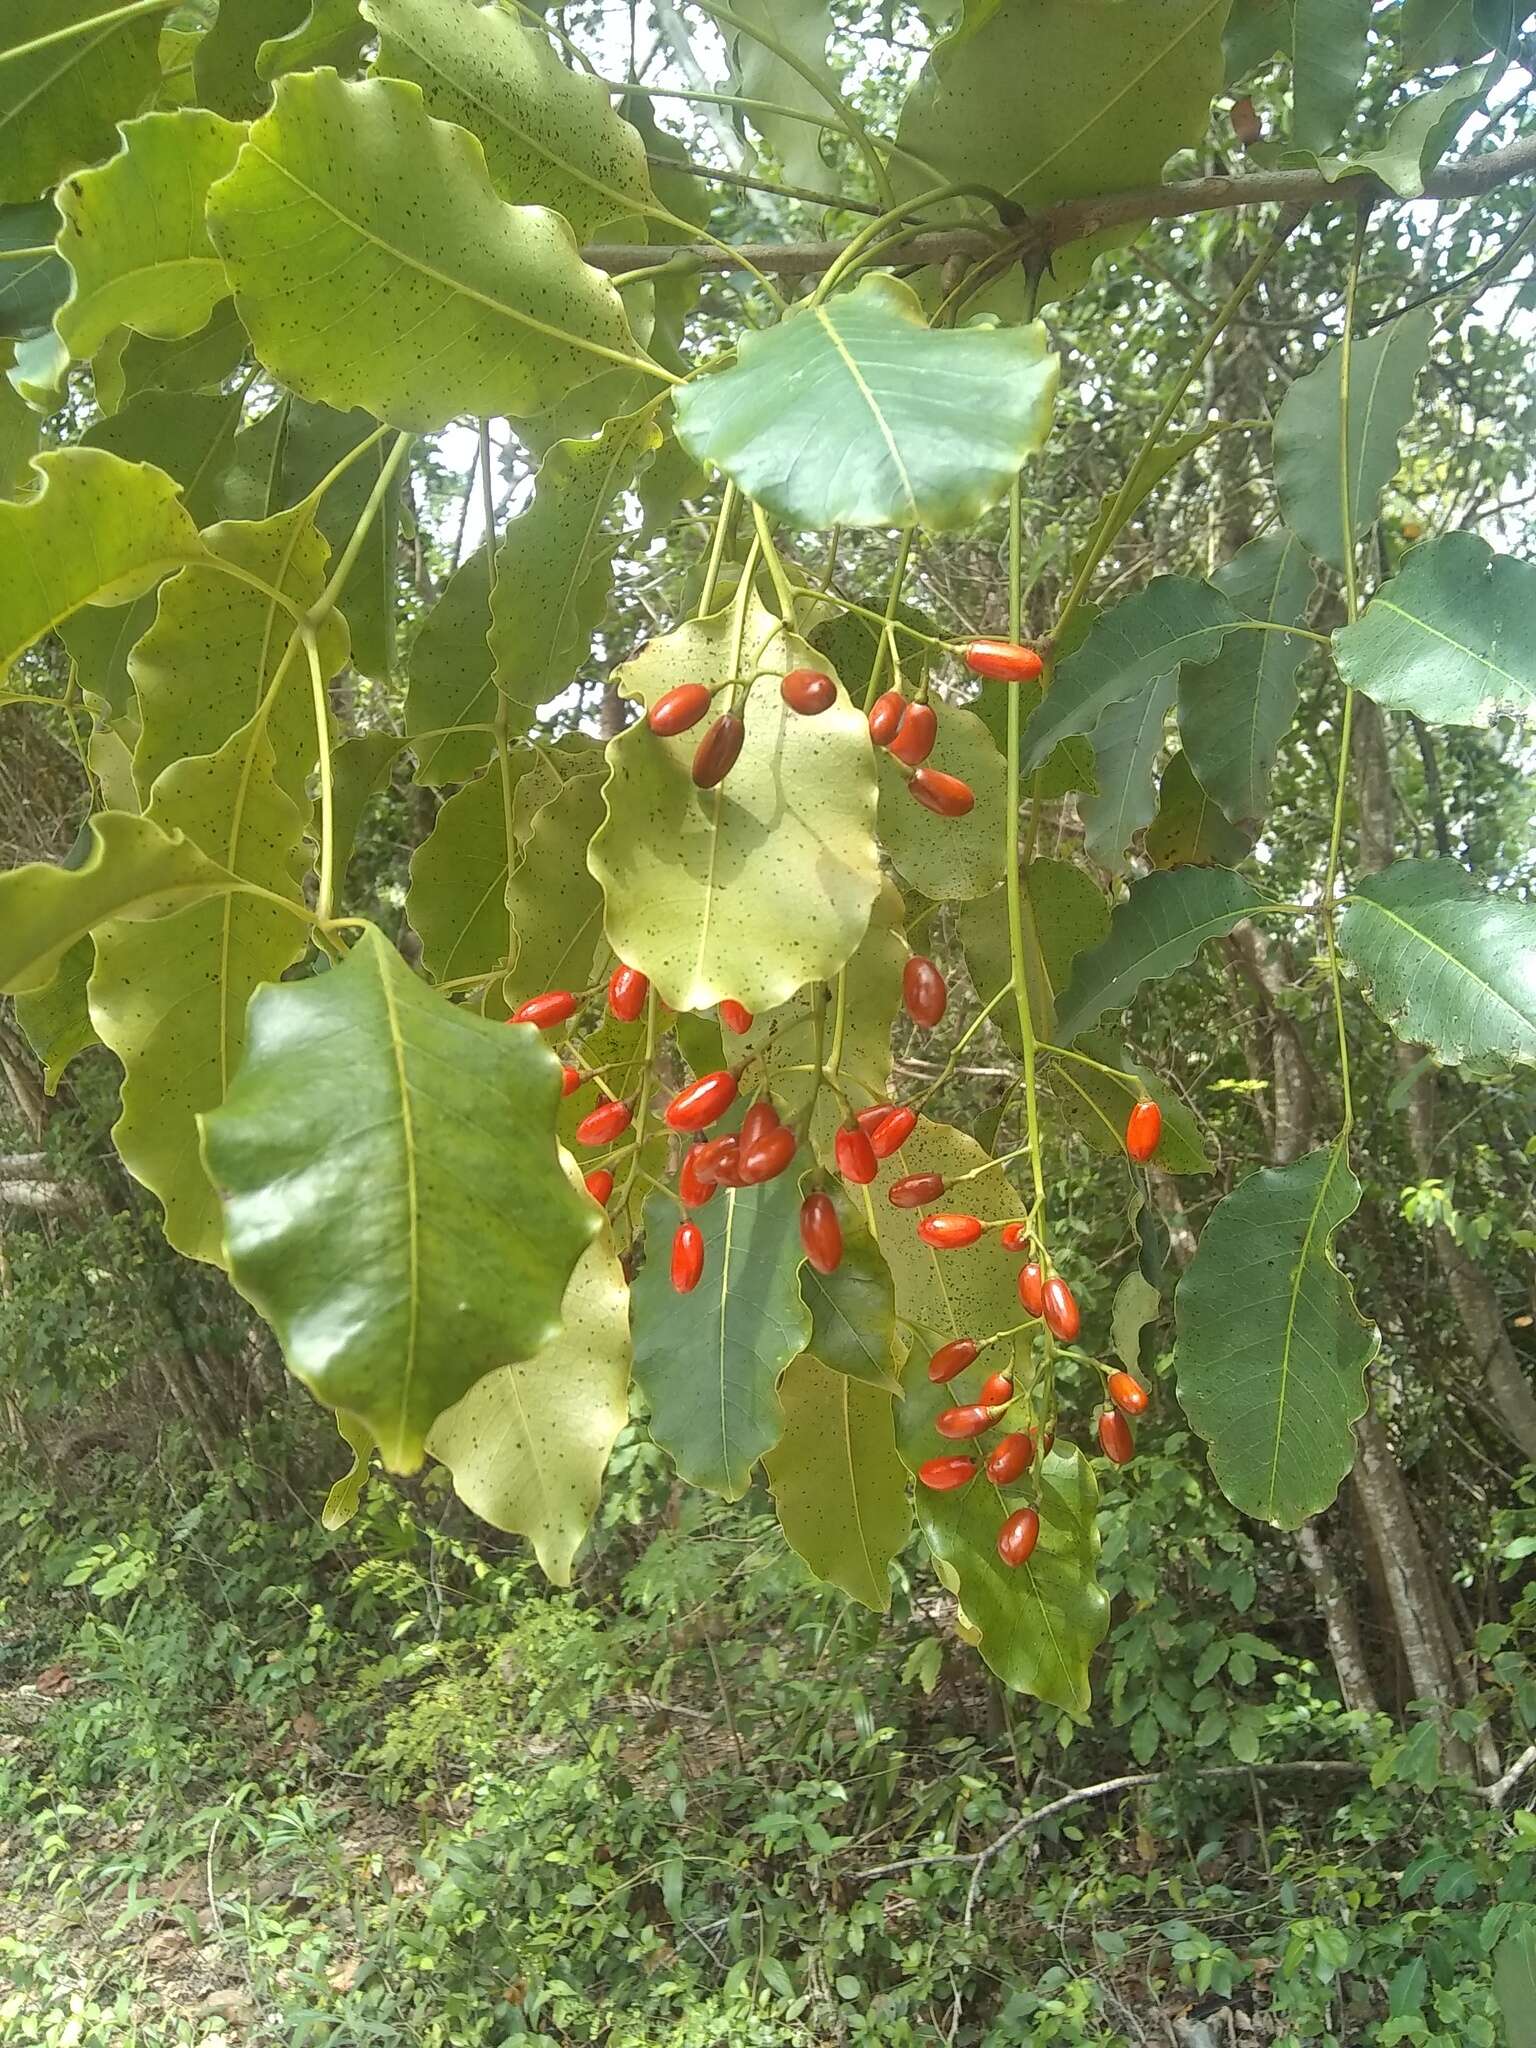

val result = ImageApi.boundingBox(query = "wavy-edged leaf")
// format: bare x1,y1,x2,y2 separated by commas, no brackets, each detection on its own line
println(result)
1144,751,1255,870
279,400,400,679
592,601,880,1012
674,274,1058,533
202,925,597,1470
321,1411,375,1530
194,0,309,118
766,1353,909,1612
1332,531,1536,729
1111,1270,1162,1374
0,350,39,495
14,936,98,1091
407,758,524,995
0,0,161,206
959,859,1109,1049
1046,1030,1210,1175
1055,866,1267,1044
1273,309,1433,572
205,70,655,434
1338,858,1536,1072
1291,0,1371,153
118,301,249,403
1080,671,1176,874
630,1177,808,1499
505,761,609,1009
1323,62,1493,197
405,544,497,785
0,202,67,340
878,698,1006,902
256,0,370,84
724,0,841,191
799,1207,900,1392
1175,1142,1378,1526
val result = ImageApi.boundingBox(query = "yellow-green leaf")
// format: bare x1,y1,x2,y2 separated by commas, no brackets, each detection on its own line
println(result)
765,1354,910,1611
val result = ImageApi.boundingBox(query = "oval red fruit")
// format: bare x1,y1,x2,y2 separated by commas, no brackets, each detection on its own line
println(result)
666,1070,739,1131
917,1213,984,1249
963,638,1044,684
575,1096,633,1147
739,1101,779,1150
936,1404,996,1440
799,1192,843,1274
699,1134,744,1187
671,1219,705,1294
607,963,648,1023
1125,1098,1162,1163
648,682,714,736
1000,1221,1030,1251
719,999,753,1035
678,1144,719,1208
1107,1369,1149,1417
909,767,974,817
1098,1408,1135,1466
584,1168,614,1206
889,1172,945,1210
928,1337,979,1384
1018,1261,1045,1317
918,1455,976,1493
835,1122,878,1185
986,1432,1035,1484
867,689,905,747
692,712,745,789
890,700,937,766
780,667,836,715
902,955,947,1029
996,1506,1040,1567
870,1104,916,1159
740,1124,796,1184
978,1370,1013,1409
1042,1276,1080,1343
511,989,577,1029
560,1065,582,1097
856,1103,892,1138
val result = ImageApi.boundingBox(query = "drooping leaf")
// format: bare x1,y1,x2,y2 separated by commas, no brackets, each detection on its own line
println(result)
674,274,1058,533
404,545,497,785
205,70,656,434
1021,577,1242,775
407,761,521,993
878,698,1006,902
13,935,98,1090
592,602,880,1011
1144,751,1255,869
278,400,401,679
256,0,370,83
364,0,652,237
630,1177,809,1499
1054,867,1269,1044
505,762,610,1009
321,1410,375,1531
1111,1269,1162,1374
799,1206,901,1392
0,0,161,206
1401,0,1491,66
0,202,67,339
1175,1142,1378,1527
1046,1031,1211,1175
202,925,597,1471
959,859,1109,1049
725,0,840,192
766,1353,909,1612
194,0,309,117
1332,531,1536,728
1321,62,1493,197
1080,671,1177,874
1273,309,1433,571
1338,858,1536,1073
1290,0,1372,153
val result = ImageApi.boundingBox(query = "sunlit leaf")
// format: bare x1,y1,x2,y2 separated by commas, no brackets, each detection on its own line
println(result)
766,1353,909,1612
1317,62,1493,197
1054,867,1268,1044
878,698,1006,902
321,1410,375,1531
0,0,161,206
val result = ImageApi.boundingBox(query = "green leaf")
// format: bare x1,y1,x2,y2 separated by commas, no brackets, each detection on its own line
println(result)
489,408,661,712
364,0,652,237
118,300,249,403
206,70,655,435
1048,1032,1211,1175
505,761,610,1009
878,698,1006,902
0,349,39,496
321,1411,375,1531
1054,867,1268,1044
592,602,880,1011
1177,529,1314,829
330,730,401,889
427,1192,631,1584
279,401,401,680
1021,577,1242,775
257,0,370,84
1273,309,1433,571
0,450,205,689
766,1354,909,1612
1224,0,1290,79
1175,1142,1378,1526
1332,531,1536,728
1495,1930,1536,2048
14,936,98,1091
194,0,310,118
630,1177,810,1499
1144,751,1255,870
1072,425,1232,580
0,0,161,206
404,544,497,786
1338,858,1536,1072
799,1208,901,1392
1111,1270,1162,1374
674,275,1058,533
1401,0,1490,66
202,925,598,1471
1080,671,1177,874
0,202,67,340
725,0,840,193
407,762,517,993
1324,63,1493,198
50,111,245,386
1291,0,1372,153
959,859,1109,1049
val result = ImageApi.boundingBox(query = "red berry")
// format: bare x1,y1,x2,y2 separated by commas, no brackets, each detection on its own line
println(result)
963,638,1044,684
1107,1369,1149,1417
780,667,836,715
800,1192,842,1274
1018,1261,1045,1317
986,1432,1035,1484
678,1143,719,1208
512,989,578,1029
918,1454,976,1493
1098,1407,1135,1466
889,1172,945,1209
575,1096,633,1147
996,1506,1040,1567
719,999,753,1035
666,1070,738,1132
867,689,905,747
978,1370,1013,1408
870,1104,916,1159
902,956,947,1029
1000,1221,1030,1251
560,1065,582,1097
856,1103,892,1138
608,964,648,1023
740,1123,797,1184
890,700,937,766
1125,1098,1162,1163
835,1122,878,1185
649,682,713,735
928,1337,979,1384
1042,1276,1080,1343
740,1101,779,1151
699,1133,745,1187
936,1404,997,1440
917,1212,984,1249
671,1219,705,1293
692,712,744,789
909,767,974,817
584,1168,614,1206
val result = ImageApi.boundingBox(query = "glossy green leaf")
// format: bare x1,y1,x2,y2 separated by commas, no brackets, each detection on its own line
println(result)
0,202,67,340
364,0,652,237
14,936,98,1092
1338,858,1536,1073
1176,1142,1378,1527
1021,577,1242,775
1177,530,1313,829
1291,0,1371,153
279,401,400,680
1080,672,1177,874
202,925,597,1471
194,0,309,117
321,1411,375,1531
1055,866,1269,1044
959,859,1109,1049
405,545,497,785
505,762,610,1009
1144,751,1255,870
1273,309,1433,571
206,70,655,434
766,1353,909,1612
1333,531,1536,728
878,698,1006,902
799,1207,901,1393
674,275,1058,533
1047,1031,1211,1175
630,1177,809,1499
592,602,880,1012
0,0,161,205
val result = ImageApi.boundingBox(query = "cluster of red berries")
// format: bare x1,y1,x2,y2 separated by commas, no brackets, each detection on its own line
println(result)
646,665,838,790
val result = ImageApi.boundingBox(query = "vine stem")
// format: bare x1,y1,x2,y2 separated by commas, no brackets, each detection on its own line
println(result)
0,0,174,68
1004,479,1047,1228
302,629,336,924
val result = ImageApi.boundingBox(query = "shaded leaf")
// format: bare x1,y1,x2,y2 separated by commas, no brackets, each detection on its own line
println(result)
0,0,161,206
1080,671,1177,874
878,698,1006,902
279,400,401,679
766,1354,909,1612
118,300,249,402
1112,1270,1162,1374
404,544,497,785
800,1206,901,1392
725,0,841,191
959,859,1109,1049
1323,62,1493,197
0,202,67,340
505,762,610,1009
256,0,370,83
1291,0,1372,153
14,936,98,1091
194,0,309,118
1144,751,1255,869
330,730,402,887
1048,1032,1211,1175
408,761,518,992
1054,866,1268,1044
1495,1930,1536,2048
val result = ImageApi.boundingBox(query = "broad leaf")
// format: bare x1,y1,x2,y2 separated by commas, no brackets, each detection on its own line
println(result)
118,301,249,403
799,1207,901,1392
206,71,656,434
766,1353,909,1612
505,762,610,1009
1332,531,1536,728
280,400,401,679
630,1177,809,1499
407,761,521,993
14,937,97,1091
404,545,497,785
959,859,1110,1049
878,699,1006,902
0,350,39,495
330,731,402,887
1338,858,1536,1072
1048,1031,1211,1175
592,602,880,1011
1111,1270,1162,1374
674,274,1058,533
1054,867,1268,1044
202,925,597,1471
0,0,161,206
1144,751,1255,869
194,0,310,118
1322,63,1493,198
0,202,67,340
1175,1143,1378,1527
725,0,841,193
1495,1930,1536,2048
1401,0,1491,65
1291,0,1371,153
257,0,371,83
1224,0,1289,78
1080,672,1177,873
1273,309,1433,571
